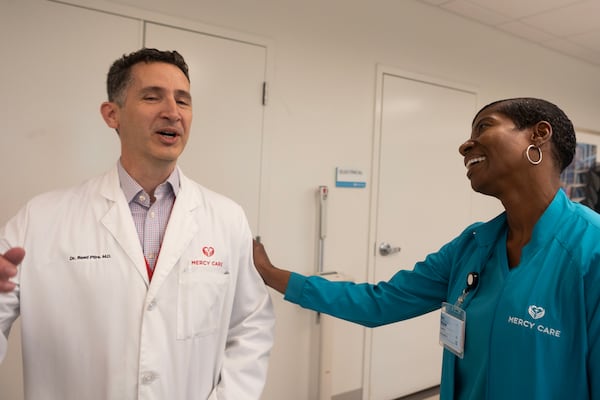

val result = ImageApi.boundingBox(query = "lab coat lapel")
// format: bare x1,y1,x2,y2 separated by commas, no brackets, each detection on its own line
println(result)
98,167,149,286
149,171,200,290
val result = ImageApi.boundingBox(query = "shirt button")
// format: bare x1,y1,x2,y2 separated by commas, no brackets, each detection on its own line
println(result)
139,195,146,202
150,211,156,218
141,371,158,384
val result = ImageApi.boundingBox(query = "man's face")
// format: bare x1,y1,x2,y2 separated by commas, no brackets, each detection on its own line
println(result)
107,61,192,171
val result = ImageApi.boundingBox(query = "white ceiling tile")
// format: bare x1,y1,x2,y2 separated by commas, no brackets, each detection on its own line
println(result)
440,0,511,26
569,30,600,52
426,0,600,66
542,38,595,59
466,0,581,19
418,0,451,5
497,20,556,43
583,52,600,65
522,0,600,37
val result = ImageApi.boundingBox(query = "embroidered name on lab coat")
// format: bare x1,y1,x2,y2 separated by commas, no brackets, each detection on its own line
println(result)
68,254,112,261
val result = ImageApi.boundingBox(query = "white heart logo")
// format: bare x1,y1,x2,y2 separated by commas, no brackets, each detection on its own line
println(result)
528,305,545,320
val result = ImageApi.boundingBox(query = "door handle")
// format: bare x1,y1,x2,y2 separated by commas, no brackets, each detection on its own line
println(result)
379,242,401,256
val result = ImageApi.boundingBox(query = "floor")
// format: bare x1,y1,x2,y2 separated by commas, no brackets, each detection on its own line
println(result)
396,386,440,400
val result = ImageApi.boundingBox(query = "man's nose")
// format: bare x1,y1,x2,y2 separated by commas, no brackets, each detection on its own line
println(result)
161,97,181,121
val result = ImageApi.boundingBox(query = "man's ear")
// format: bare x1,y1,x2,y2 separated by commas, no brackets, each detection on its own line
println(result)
100,101,120,130
532,121,552,146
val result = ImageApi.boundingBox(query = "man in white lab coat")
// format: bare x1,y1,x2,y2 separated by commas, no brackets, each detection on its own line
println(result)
0,48,275,400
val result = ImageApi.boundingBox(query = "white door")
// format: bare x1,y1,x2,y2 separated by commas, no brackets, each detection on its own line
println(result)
367,69,477,399
145,22,267,233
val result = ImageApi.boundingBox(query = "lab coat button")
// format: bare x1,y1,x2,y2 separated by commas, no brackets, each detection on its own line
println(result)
141,371,158,384
147,300,157,311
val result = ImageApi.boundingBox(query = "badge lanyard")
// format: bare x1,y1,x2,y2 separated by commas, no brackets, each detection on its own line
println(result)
144,247,163,282
143,200,174,282
439,272,479,358
145,257,154,282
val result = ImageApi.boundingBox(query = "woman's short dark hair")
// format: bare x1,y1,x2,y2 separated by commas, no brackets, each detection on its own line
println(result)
106,48,190,105
474,98,576,171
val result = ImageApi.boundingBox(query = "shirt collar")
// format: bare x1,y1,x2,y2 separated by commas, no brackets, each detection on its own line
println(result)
117,160,180,203
471,188,566,248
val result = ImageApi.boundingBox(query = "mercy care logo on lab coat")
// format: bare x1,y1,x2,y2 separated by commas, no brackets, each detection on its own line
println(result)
188,245,225,270
507,305,561,338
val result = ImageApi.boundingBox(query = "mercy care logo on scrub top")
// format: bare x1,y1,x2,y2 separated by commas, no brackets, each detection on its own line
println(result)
507,305,561,338
528,305,545,319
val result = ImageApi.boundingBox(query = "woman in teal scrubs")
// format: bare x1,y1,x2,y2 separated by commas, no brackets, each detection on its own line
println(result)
253,98,600,399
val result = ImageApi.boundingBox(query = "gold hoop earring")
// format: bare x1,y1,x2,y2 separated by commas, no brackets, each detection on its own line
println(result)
526,144,542,165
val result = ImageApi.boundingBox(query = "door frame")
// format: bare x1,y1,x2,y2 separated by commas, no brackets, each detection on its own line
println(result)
363,65,478,399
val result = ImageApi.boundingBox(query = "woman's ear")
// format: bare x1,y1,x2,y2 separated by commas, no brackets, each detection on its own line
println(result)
100,101,120,130
532,121,553,145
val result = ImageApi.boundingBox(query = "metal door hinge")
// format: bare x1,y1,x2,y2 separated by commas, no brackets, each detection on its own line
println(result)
262,81,268,106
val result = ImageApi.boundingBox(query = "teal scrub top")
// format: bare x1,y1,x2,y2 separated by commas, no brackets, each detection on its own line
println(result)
455,235,507,399
284,190,600,399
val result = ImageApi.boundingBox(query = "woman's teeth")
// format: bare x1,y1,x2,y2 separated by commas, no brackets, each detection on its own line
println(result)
466,156,486,169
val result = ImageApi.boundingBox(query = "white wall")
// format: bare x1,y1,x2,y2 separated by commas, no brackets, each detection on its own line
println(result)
2,0,600,399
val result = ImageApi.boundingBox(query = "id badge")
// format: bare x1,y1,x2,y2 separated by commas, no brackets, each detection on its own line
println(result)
439,302,466,358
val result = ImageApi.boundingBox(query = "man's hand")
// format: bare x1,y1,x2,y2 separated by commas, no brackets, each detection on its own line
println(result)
0,247,25,293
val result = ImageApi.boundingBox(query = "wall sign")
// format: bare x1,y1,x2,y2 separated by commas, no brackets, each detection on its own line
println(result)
335,167,366,188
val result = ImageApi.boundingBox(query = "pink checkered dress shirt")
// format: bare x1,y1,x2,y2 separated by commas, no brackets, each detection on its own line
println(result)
117,161,179,272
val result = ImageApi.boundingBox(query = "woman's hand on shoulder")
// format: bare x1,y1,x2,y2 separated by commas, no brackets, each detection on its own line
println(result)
252,239,291,294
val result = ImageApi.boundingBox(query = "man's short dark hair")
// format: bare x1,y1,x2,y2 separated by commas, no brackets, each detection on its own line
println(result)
106,48,190,105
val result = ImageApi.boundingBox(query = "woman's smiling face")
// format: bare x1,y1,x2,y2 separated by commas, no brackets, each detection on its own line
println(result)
459,104,533,197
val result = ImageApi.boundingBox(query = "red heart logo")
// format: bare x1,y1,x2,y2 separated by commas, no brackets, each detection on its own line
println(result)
202,246,215,257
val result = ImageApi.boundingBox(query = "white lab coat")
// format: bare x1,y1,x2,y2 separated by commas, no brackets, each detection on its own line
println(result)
0,165,275,400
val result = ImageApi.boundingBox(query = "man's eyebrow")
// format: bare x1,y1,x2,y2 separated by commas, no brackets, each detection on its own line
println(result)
139,86,191,100
175,89,192,100
139,86,163,95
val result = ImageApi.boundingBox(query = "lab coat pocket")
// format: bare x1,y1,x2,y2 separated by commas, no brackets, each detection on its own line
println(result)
177,270,230,340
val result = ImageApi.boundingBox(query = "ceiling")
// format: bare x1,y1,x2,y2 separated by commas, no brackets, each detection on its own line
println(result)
417,0,600,67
